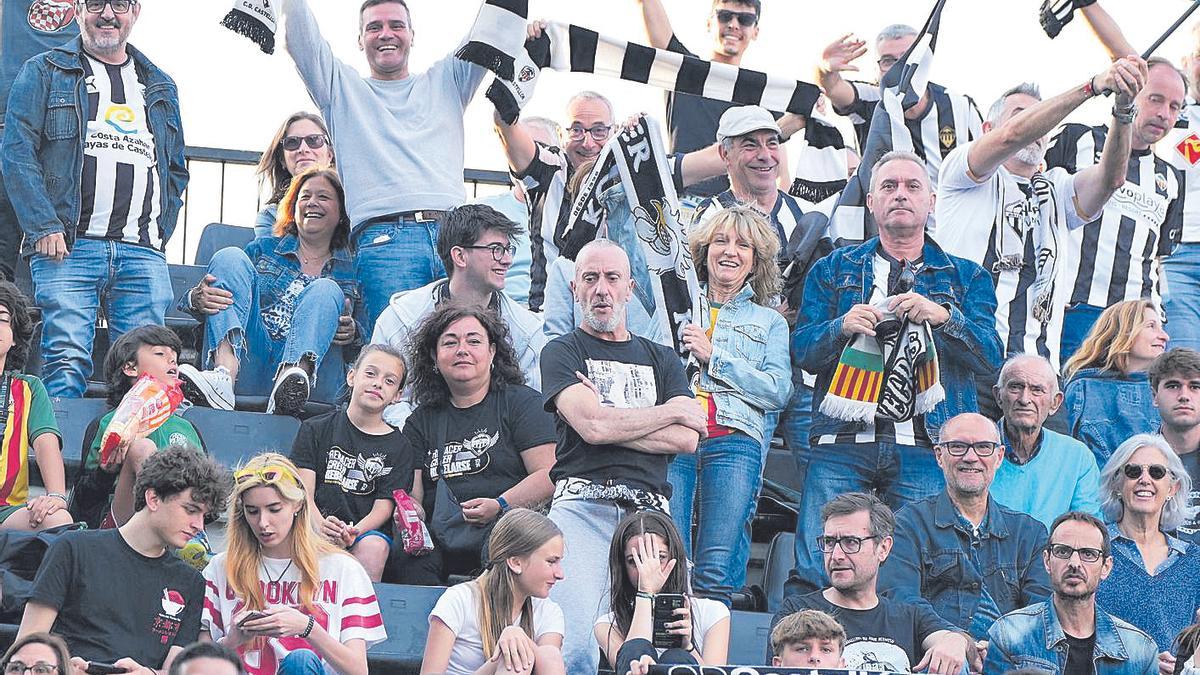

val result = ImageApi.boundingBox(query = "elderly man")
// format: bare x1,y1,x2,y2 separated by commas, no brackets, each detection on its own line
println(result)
787,150,1003,596
880,413,1051,641
988,354,1102,528
984,511,1158,674
1150,348,1200,542
539,238,704,674
934,57,1147,374
2,0,186,398
771,492,975,674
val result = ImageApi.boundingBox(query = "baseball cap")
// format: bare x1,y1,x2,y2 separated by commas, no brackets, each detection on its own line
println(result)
715,106,781,143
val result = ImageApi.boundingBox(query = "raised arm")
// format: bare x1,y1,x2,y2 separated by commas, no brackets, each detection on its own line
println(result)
1079,2,1137,61
634,0,674,50
816,34,868,113
1072,57,1148,219
495,109,539,176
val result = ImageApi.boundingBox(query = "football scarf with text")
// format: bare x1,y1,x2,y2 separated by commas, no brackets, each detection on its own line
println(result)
221,0,277,54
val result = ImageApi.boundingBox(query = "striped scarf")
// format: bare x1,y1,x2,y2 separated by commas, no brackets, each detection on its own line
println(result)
221,0,276,54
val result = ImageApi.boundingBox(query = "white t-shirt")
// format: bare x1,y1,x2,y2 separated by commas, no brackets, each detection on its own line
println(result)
934,141,1086,370
202,552,386,675
1162,99,1200,243
594,596,730,658
430,582,566,675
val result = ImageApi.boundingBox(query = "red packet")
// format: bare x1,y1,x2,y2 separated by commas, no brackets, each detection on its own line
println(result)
392,489,434,555
100,374,185,465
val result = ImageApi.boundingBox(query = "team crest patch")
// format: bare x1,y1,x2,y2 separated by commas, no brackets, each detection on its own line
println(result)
939,125,956,149
518,66,535,82
1157,173,1169,192
1176,133,1200,166
27,0,75,32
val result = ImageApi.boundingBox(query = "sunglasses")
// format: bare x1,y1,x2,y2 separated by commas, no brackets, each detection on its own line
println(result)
1123,463,1169,481
234,465,300,487
714,9,757,27
281,134,328,152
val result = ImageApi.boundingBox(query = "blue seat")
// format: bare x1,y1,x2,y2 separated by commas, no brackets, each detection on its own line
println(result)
762,532,795,614
194,222,254,267
41,397,110,485
728,609,774,667
180,407,300,468
166,264,207,325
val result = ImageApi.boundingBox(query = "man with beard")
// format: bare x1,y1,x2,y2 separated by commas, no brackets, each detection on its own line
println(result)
538,238,705,674
984,511,1158,674
881,413,1051,642
770,492,975,674
1149,348,1200,543
934,57,1147,376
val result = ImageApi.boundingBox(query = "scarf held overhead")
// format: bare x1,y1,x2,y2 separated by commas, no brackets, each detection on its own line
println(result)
221,0,277,54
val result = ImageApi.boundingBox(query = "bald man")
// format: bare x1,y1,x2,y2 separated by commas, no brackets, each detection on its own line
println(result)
880,413,1051,641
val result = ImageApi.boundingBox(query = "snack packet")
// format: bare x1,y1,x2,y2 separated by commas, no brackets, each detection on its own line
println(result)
392,489,434,555
99,374,185,465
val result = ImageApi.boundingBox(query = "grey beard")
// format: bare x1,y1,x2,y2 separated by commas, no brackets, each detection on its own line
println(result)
1014,143,1046,167
583,303,626,333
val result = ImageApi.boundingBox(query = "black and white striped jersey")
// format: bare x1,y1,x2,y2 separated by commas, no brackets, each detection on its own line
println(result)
1045,123,1183,310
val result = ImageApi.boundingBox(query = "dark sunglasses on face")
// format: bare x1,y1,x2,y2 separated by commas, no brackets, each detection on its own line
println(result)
1047,543,1104,563
714,9,758,27
1123,463,1169,481
281,134,328,152
816,534,878,554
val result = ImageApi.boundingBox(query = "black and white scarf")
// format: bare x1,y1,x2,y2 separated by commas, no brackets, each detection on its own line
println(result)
221,0,277,54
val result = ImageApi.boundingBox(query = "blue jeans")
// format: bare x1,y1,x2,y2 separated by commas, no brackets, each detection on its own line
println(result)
204,247,346,402
786,440,945,597
667,431,764,607
1060,303,1106,364
1165,242,1200,353
354,217,447,330
781,382,814,574
277,649,336,675
31,237,171,397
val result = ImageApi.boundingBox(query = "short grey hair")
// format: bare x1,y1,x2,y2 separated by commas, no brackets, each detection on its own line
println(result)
987,82,1042,125
876,24,917,47
1099,434,1194,531
869,149,926,192
521,116,563,146
821,492,895,539
566,90,614,121
997,353,1060,395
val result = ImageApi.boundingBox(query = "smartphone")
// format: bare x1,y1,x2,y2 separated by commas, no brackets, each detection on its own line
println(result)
237,611,269,627
651,593,686,650
85,663,127,675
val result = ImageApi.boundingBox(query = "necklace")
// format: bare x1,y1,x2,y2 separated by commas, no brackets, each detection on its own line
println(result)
297,243,332,267
262,559,294,585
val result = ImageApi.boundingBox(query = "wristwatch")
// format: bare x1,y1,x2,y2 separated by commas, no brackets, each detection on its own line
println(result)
495,495,511,513
1112,102,1137,125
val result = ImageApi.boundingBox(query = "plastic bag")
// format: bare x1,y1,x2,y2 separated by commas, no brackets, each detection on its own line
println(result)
99,374,185,465
392,489,434,556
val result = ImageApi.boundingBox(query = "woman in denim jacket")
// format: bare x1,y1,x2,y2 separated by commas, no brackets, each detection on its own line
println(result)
667,206,792,607
179,167,362,415
1064,300,1169,465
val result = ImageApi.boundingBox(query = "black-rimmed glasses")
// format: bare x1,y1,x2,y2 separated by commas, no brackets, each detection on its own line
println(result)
4,662,58,675
816,534,878,554
281,134,328,152
566,124,613,142
938,440,1001,457
1123,463,1169,481
462,243,517,262
80,0,136,14
1047,543,1104,563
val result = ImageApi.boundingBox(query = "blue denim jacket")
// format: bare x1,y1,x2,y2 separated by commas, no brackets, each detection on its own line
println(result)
792,237,1003,442
881,491,1051,637
698,283,793,443
984,600,1159,675
1064,368,1162,466
2,37,187,255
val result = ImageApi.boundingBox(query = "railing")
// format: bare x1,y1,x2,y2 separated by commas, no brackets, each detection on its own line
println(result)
171,145,511,265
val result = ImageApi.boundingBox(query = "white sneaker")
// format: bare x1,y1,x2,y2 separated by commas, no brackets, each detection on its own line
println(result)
178,364,235,411
266,365,310,417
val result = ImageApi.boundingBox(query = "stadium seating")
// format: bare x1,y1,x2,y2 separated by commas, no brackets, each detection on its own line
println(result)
194,222,255,267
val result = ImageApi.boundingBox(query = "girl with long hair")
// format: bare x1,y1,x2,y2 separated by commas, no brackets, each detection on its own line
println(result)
202,454,385,675
595,510,729,673
420,509,566,675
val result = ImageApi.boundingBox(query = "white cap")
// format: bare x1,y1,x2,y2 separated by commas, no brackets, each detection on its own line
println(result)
715,105,781,143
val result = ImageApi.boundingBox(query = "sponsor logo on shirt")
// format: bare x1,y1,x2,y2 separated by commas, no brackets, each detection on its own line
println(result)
105,105,138,134
324,448,394,495
1176,133,1200,166
26,0,75,32
1109,181,1169,226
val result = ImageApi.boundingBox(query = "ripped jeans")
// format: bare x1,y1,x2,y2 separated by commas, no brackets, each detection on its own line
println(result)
202,247,347,402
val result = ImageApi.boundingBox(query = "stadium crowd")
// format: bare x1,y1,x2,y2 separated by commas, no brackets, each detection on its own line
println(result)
2,0,1200,673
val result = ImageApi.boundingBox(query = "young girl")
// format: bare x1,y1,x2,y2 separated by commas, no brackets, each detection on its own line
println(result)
595,510,729,672
202,454,385,675
420,509,566,675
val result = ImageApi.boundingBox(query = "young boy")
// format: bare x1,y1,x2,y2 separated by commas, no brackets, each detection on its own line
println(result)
771,609,847,669
0,281,71,531
72,325,205,529
291,343,415,581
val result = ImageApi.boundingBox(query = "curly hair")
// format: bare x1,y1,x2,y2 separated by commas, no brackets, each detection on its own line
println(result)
255,112,334,206
273,166,351,251
132,444,231,516
0,281,35,371
406,303,525,408
690,205,782,306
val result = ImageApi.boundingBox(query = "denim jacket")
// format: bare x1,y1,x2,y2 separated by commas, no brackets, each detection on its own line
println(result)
697,283,792,443
792,237,1003,442
2,38,187,255
881,491,1052,637
1064,368,1162,466
984,600,1159,675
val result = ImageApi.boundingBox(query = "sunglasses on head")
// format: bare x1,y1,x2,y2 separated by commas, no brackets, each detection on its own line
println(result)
1123,463,1169,481
234,465,300,487
714,9,757,27
281,134,328,152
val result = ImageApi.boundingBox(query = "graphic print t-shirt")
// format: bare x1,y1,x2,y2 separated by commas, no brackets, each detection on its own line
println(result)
30,528,203,667
402,385,555,515
78,53,162,248
290,408,413,525
540,329,693,497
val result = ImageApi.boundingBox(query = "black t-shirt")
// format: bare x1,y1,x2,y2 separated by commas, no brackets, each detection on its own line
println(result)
1179,450,1200,542
771,591,953,672
402,384,556,516
540,329,692,497
1063,632,1096,675
290,408,413,525
30,529,203,667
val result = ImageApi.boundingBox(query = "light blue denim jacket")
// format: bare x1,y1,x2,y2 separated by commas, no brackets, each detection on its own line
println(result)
2,37,187,255
984,600,1159,675
1064,368,1162,466
698,283,792,443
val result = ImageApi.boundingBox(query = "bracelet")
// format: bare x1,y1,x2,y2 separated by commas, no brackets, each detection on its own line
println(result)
635,591,655,602
1112,102,1137,124
495,495,510,513
298,614,315,639
189,286,203,312
1083,75,1098,98
45,492,68,503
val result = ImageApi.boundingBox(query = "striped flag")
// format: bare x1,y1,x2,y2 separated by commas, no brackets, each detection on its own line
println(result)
827,0,948,246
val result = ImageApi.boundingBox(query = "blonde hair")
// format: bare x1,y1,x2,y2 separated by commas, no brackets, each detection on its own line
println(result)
224,453,342,618
690,205,782,306
1063,300,1161,378
474,509,562,660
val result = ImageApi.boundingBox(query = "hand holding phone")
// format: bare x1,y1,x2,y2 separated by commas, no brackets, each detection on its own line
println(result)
651,593,687,650
236,610,270,628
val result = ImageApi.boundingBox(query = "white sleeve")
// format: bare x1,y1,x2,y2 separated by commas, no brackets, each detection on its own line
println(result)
283,0,342,109
693,598,731,637
938,142,990,192
533,598,565,639
1048,167,1088,229
933,143,994,264
201,559,228,642
430,583,472,635
333,555,387,647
